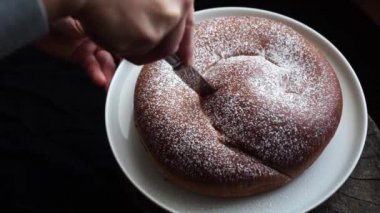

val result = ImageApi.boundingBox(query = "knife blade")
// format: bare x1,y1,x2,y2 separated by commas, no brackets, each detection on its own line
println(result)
165,54,215,96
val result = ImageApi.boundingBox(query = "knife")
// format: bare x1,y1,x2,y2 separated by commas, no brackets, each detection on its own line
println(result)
165,54,215,96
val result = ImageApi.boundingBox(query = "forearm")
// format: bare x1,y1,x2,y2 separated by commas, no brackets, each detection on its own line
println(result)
0,0,48,57
0,0,88,58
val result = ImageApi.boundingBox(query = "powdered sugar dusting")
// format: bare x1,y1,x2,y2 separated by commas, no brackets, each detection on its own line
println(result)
134,61,282,183
134,17,342,185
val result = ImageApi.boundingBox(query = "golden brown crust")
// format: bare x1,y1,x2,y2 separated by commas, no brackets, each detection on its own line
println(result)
133,16,343,197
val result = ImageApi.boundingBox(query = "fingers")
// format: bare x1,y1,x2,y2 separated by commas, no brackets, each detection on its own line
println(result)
96,49,116,89
75,0,194,65
71,39,97,63
72,39,116,88
76,0,183,55
177,2,194,65
41,0,195,89
134,0,184,54
124,10,188,65
83,55,106,87
124,0,194,65
37,14,118,89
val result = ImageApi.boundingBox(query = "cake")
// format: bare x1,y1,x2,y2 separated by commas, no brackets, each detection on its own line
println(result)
133,16,343,197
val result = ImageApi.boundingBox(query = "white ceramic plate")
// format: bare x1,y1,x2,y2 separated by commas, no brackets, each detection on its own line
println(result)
105,7,367,213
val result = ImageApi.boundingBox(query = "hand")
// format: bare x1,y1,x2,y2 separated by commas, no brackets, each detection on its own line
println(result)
35,17,117,89
42,0,194,65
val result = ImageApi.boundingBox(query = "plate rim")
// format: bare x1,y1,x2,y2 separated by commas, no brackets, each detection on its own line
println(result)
105,7,368,212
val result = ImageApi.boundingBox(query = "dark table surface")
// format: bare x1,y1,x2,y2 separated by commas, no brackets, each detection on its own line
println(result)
0,0,379,212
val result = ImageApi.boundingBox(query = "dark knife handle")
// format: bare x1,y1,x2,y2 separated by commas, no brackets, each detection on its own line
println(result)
165,54,183,70
164,54,215,96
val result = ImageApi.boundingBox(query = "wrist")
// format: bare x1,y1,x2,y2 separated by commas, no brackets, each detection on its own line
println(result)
42,0,87,22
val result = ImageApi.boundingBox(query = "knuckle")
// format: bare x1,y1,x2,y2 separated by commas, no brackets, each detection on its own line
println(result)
141,30,161,47
156,0,182,23
132,28,161,53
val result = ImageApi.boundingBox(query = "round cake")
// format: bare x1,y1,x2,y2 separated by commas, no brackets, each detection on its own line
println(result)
134,16,343,197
